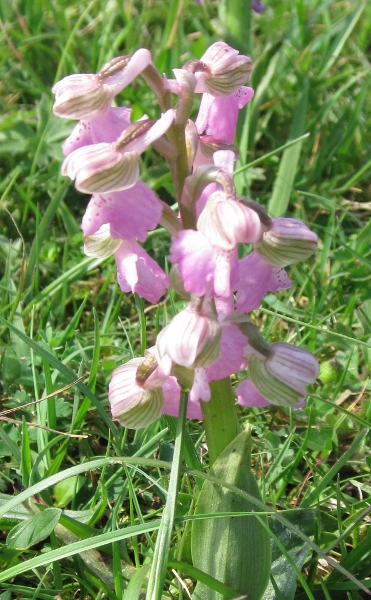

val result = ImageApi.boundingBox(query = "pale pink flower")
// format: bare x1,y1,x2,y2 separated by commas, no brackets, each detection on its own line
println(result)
196,86,254,144
61,110,174,194
114,240,169,303
155,298,221,376
109,357,201,429
193,42,252,96
236,251,292,313
170,229,239,298
109,357,164,429
256,218,318,266
245,342,319,407
62,107,132,156
197,190,264,251
53,49,152,120
81,182,162,242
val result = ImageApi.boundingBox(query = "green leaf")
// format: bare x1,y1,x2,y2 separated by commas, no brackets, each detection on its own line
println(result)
125,562,150,599
6,508,61,550
53,475,86,508
263,510,316,600
191,427,271,600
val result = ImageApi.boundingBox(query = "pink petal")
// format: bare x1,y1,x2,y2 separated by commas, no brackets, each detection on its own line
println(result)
236,379,271,407
103,48,152,95
170,230,216,296
236,378,306,409
236,251,291,313
62,107,132,156
124,109,175,154
190,368,211,402
82,182,162,242
196,87,254,144
205,323,247,381
213,247,239,297
162,377,202,420
115,240,169,303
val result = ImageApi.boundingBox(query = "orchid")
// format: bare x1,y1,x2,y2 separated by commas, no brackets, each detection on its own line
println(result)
53,40,318,432
52,39,321,600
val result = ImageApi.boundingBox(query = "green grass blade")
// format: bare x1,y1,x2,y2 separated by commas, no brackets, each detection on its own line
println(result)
301,429,369,508
268,78,309,217
145,391,188,600
0,315,121,444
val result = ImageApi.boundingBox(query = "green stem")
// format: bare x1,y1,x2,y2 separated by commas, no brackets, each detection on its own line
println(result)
168,122,192,214
201,378,240,465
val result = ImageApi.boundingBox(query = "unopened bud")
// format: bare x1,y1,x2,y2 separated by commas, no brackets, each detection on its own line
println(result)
52,75,111,120
191,42,252,96
255,218,318,266
109,358,164,429
156,297,221,374
248,342,319,407
61,143,140,194
197,191,264,250
53,49,152,120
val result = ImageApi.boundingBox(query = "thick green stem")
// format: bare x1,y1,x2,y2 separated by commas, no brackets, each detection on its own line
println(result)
201,378,240,465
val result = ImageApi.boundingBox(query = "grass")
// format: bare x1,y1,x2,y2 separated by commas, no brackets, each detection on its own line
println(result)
0,0,371,598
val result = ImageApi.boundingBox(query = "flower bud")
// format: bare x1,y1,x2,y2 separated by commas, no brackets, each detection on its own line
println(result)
155,297,221,375
61,143,140,193
61,110,174,194
52,75,112,120
109,358,164,429
52,49,152,120
197,191,264,250
185,42,252,96
255,218,318,266
248,342,319,407
83,224,121,258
